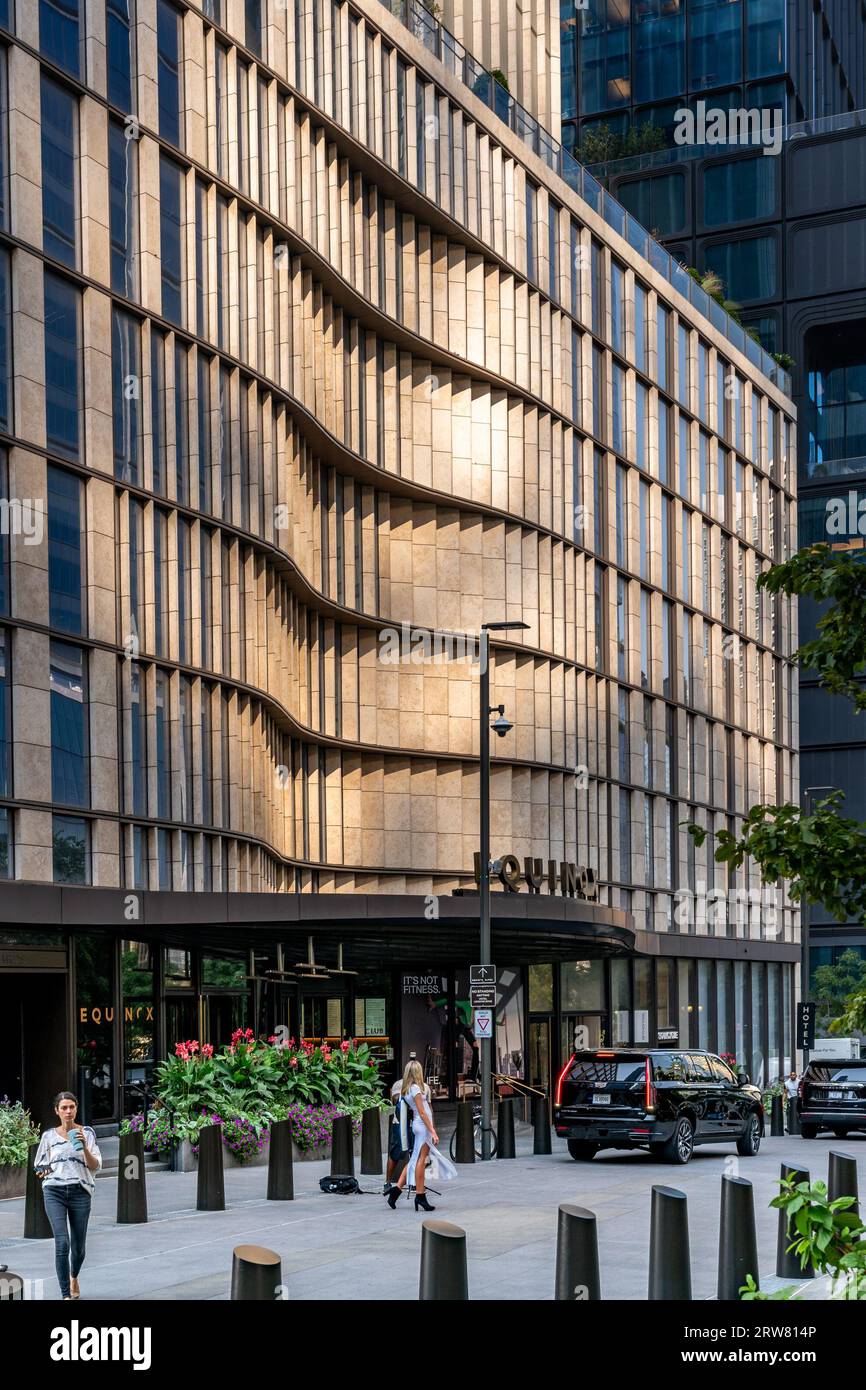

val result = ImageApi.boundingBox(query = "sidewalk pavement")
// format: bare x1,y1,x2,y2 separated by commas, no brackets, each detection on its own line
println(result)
0,1132,861,1300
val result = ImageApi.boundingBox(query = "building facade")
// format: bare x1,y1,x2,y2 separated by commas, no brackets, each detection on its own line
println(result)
562,0,866,156
0,0,798,1126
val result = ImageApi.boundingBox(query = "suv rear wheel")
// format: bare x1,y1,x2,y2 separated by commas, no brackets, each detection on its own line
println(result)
736,1110,762,1156
800,1124,818,1139
663,1115,694,1165
567,1138,598,1162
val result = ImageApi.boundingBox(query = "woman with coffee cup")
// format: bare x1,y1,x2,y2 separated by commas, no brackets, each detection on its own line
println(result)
33,1091,102,1300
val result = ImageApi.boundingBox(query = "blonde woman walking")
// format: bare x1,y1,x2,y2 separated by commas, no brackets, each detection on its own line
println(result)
386,1060,456,1211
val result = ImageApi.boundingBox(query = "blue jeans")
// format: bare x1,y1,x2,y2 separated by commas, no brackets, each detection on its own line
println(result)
43,1183,92,1299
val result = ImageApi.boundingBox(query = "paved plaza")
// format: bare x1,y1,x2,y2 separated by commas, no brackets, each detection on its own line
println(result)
1,1132,862,1301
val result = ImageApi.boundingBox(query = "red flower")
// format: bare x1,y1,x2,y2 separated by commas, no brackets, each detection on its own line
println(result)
340,1040,350,1053
290,1056,298,1069
201,1044,214,1058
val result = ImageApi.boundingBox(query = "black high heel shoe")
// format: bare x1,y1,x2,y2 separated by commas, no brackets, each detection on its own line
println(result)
414,1193,436,1212
386,1185,401,1209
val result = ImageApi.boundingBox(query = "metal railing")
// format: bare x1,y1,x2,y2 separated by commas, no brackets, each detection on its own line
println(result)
389,0,791,396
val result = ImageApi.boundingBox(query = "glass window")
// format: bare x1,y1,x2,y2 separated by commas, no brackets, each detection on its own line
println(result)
0,251,10,434
112,306,140,484
157,0,182,147
245,0,262,56
50,639,88,806
704,156,776,227
612,362,625,454
155,667,170,817
747,0,785,77
677,323,689,408
0,628,9,798
616,574,627,679
618,173,685,238
634,282,647,374
657,398,669,484
128,662,146,816
106,0,134,113
159,155,184,324
108,118,137,297
561,959,604,1011
656,303,669,392
636,383,648,470
580,9,629,116
610,259,625,355
591,239,603,338
690,0,742,89
48,464,83,633
703,237,777,304
525,179,537,283
41,76,78,269
40,0,81,78
44,272,80,459
634,2,685,103
611,958,630,1045
53,813,88,883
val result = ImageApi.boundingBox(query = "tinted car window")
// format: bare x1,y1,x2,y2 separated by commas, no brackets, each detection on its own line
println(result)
688,1053,715,1080
709,1056,737,1085
807,1064,866,1083
652,1053,691,1081
567,1058,645,1086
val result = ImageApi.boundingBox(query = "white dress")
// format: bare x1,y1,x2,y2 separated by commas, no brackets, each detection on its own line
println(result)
405,1083,457,1187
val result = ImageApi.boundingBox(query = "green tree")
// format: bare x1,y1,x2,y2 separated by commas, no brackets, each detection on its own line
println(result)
812,948,866,1037
687,545,866,936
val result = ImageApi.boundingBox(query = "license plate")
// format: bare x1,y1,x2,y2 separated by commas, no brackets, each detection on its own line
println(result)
592,1093,611,1105
829,1091,843,1100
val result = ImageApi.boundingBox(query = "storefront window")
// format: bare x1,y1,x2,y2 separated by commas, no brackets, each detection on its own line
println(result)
634,959,651,1044
353,970,391,1073
768,962,781,1083
734,959,748,1071
528,963,553,1014
751,961,765,1086
121,939,154,1115
677,959,694,1049
697,960,712,1050
611,958,630,1044
202,953,246,989
75,933,115,1123
164,947,193,988
495,967,524,1081
656,959,675,1038
561,960,604,1011
716,959,732,1057
400,973,451,1099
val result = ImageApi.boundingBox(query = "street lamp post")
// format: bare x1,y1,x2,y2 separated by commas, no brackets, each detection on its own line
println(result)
478,620,528,1160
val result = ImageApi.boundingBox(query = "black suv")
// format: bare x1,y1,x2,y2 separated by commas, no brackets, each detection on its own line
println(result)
554,1049,764,1165
798,1058,866,1139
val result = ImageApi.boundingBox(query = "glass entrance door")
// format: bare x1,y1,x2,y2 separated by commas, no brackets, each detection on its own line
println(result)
529,1017,552,1098
561,1013,605,1058
302,994,344,1042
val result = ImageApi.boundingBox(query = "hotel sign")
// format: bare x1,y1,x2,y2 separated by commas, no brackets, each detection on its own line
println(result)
473,853,599,901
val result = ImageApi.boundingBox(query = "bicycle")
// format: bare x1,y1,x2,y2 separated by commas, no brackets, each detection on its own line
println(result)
449,1103,498,1160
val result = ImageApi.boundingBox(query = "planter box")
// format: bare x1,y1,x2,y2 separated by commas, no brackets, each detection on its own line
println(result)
0,1163,27,1200
166,1132,362,1172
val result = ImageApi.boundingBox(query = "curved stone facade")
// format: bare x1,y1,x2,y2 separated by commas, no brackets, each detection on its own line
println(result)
0,0,798,947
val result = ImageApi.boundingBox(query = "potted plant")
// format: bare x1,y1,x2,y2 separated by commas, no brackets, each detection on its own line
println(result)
0,1098,39,1200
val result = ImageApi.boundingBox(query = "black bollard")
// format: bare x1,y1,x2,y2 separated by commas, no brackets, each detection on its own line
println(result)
786,1097,800,1135
419,1220,469,1300
360,1107,382,1175
718,1174,760,1300
196,1123,226,1212
24,1144,53,1240
230,1244,282,1300
0,1265,24,1300
828,1151,859,1220
116,1129,148,1224
330,1113,354,1176
533,1094,553,1155
770,1095,784,1137
554,1204,601,1301
649,1185,692,1301
454,1101,475,1164
496,1096,516,1159
267,1118,294,1201
776,1163,813,1279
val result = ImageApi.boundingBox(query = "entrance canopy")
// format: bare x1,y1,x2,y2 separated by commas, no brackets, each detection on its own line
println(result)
0,885,634,969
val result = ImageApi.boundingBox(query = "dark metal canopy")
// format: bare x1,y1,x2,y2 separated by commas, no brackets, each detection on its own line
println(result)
0,884,635,969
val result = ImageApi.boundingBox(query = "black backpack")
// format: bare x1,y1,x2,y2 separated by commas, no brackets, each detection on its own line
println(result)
319,1175,360,1195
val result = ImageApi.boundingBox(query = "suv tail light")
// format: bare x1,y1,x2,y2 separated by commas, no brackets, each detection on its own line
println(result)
797,1079,804,1100
645,1057,657,1113
555,1054,576,1107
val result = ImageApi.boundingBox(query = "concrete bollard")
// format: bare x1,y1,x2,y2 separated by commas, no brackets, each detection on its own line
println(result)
828,1151,859,1220
0,1265,24,1300
786,1097,800,1135
454,1101,475,1164
419,1220,469,1300
266,1118,294,1201
649,1185,692,1301
230,1244,282,1300
554,1204,601,1301
776,1163,813,1279
770,1094,784,1137
360,1107,382,1175
330,1114,354,1176
24,1143,53,1240
196,1124,226,1212
532,1094,553,1155
718,1174,760,1301
496,1096,516,1159
116,1130,148,1224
